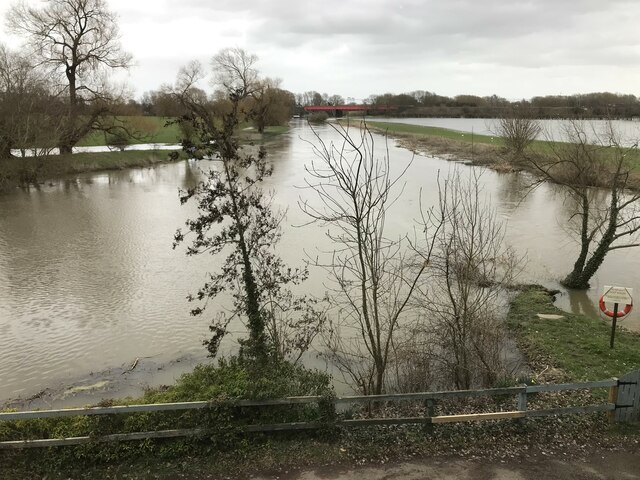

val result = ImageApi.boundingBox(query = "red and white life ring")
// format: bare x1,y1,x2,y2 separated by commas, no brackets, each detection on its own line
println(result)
599,296,633,319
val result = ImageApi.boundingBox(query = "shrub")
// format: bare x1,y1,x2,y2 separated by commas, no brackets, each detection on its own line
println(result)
307,111,329,123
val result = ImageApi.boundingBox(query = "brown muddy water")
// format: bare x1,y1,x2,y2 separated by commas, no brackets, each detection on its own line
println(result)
1,120,638,407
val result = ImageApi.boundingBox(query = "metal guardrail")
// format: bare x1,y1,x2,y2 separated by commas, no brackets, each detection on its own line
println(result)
0,378,621,449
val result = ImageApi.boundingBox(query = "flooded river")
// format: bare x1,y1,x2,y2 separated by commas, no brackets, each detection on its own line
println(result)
1,119,638,404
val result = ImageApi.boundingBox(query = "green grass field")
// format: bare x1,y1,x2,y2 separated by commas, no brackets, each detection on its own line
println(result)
78,117,290,147
78,116,183,146
508,287,640,381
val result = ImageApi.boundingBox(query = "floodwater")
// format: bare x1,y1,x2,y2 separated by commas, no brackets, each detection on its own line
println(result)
1,119,638,405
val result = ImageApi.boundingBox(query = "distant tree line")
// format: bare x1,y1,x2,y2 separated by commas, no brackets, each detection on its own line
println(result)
359,91,640,119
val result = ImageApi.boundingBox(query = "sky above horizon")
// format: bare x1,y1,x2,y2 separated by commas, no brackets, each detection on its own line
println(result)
1,0,640,101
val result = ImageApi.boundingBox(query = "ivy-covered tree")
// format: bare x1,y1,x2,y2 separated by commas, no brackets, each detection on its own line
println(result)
173,73,323,362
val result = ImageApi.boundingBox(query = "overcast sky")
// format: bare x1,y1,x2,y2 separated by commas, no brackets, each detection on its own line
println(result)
2,0,640,101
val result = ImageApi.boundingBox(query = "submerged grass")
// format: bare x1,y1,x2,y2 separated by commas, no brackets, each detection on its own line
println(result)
358,120,502,145
508,287,640,381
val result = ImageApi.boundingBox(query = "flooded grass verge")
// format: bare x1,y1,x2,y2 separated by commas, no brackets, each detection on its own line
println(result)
341,120,640,188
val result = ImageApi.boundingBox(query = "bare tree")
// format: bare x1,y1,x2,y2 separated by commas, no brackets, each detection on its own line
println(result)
211,48,294,134
211,47,259,98
417,169,520,389
301,122,437,395
496,108,541,160
7,0,133,153
528,120,640,289
0,43,60,159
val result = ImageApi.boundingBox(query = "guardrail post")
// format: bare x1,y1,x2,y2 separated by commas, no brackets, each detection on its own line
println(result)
517,388,528,426
517,390,528,412
608,378,619,424
423,398,435,434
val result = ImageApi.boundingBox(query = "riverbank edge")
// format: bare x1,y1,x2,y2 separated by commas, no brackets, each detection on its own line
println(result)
0,127,290,191
337,119,640,190
0,149,183,191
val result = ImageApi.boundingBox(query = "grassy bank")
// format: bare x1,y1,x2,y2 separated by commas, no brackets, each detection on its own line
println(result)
78,116,183,146
1,358,333,478
0,150,182,190
508,287,640,381
359,120,501,145
0,125,290,190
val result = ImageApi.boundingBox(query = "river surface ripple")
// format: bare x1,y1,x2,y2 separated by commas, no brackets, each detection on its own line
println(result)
0,119,638,403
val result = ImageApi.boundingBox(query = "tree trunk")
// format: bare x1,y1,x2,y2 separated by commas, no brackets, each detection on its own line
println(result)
562,227,617,289
562,196,591,288
239,236,267,360
374,361,384,395
562,194,619,289
59,66,78,154
59,143,73,155
0,136,13,159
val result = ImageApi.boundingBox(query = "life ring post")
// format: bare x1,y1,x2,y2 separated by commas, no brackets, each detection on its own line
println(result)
599,286,633,349
610,302,619,349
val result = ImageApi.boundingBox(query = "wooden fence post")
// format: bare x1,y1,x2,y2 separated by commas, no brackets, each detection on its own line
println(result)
608,378,619,424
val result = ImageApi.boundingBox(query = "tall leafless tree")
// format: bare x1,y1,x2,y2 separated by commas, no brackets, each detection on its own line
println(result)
211,47,259,98
301,122,439,395
7,0,132,153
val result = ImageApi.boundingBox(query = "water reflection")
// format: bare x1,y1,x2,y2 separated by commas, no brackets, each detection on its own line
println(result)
567,289,602,319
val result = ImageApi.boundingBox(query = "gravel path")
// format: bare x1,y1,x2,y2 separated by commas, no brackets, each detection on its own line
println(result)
252,451,640,480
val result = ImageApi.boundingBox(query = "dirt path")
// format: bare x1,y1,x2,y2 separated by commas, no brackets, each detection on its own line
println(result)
253,451,640,480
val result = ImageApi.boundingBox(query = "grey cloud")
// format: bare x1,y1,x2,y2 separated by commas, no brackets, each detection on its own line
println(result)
86,0,640,97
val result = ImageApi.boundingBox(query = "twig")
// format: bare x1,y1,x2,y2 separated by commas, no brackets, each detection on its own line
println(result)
122,357,139,374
